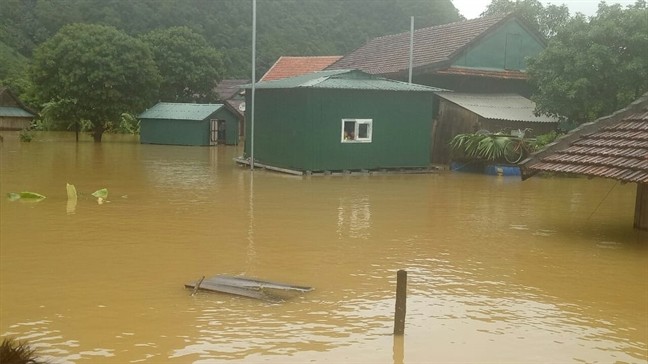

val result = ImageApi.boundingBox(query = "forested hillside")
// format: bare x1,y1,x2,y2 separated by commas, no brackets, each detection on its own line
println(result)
1,0,461,80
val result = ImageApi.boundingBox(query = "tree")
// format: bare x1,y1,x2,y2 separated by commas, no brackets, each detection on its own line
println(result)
29,23,160,142
482,0,570,37
140,26,223,102
527,2,648,123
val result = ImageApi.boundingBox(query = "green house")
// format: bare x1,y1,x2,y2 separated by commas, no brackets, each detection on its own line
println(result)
139,102,239,146
241,69,443,173
329,13,546,96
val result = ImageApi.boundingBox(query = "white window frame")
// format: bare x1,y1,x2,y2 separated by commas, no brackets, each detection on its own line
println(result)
341,118,373,143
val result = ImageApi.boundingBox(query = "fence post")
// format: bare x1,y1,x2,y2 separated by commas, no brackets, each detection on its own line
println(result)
393,270,407,335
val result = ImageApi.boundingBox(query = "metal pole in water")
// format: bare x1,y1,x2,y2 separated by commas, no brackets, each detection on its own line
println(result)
250,0,256,170
408,16,414,84
393,269,407,335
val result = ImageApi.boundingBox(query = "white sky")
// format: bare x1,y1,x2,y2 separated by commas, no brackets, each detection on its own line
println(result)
452,0,638,19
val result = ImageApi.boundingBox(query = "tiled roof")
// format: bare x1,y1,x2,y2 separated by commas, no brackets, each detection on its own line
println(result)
139,102,225,121
244,69,445,92
260,56,342,81
435,92,559,123
434,67,528,80
522,93,648,183
215,79,248,101
327,14,513,75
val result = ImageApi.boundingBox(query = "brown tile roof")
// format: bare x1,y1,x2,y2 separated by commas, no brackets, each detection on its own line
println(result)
434,67,528,80
214,79,249,101
327,13,523,76
260,56,342,81
522,93,648,183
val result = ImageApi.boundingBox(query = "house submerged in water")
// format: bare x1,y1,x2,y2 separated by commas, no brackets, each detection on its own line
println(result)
237,69,444,174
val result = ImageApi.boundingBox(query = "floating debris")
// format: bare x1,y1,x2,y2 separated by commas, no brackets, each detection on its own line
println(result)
6,192,46,202
185,275,313,302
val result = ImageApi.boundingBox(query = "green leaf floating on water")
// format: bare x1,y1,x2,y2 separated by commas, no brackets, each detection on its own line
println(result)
91,188,108,199
7,192,46,201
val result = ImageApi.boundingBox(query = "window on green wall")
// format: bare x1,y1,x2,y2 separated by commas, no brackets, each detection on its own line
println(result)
341,119,372,143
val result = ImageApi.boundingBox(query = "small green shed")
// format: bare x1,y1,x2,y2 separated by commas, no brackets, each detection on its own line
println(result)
139,102,239,146
241,69,443,173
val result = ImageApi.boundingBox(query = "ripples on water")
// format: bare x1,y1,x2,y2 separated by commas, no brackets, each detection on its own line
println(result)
0,133,646,363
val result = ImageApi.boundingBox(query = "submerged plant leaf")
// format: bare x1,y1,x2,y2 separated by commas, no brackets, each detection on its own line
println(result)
7,192,21,201
91,188,108,199
7,192,46,201
66,183,77,200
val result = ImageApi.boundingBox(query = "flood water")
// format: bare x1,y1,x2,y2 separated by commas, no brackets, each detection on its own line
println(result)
1,132,647,364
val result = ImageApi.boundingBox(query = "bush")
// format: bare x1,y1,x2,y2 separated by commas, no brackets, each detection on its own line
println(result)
0,337,48,364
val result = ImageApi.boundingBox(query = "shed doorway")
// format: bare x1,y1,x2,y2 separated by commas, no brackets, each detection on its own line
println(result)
210,119,227,145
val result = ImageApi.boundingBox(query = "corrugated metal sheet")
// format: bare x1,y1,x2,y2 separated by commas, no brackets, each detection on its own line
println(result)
245,69,444,92
139,103,224,121
0,106,34,118
435,92,559,123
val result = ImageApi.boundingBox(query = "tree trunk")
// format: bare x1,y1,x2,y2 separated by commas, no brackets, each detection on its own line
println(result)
92,124,104,143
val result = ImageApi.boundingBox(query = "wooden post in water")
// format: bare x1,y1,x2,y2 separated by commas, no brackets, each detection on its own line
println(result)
393,270,407,335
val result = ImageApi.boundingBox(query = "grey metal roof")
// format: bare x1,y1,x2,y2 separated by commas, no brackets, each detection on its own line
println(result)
0,106,34,118
243,69,445,92
138,103,225,121
435,92,560,123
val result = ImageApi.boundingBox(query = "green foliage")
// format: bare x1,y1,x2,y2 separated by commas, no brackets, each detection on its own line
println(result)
107,113,139,134
0,40,30,97
1,0,460,78
482,0,570,37
29,23,161,142
19,128,34,142
140,26,223,102
532,130,559,149
528,2,648,123
92,188,108,199
450,132,511,161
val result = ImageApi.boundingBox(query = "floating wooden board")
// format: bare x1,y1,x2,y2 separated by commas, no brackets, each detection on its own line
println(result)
185,275,313,302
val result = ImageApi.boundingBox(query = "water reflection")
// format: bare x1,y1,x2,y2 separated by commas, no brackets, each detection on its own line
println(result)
0,132,646,363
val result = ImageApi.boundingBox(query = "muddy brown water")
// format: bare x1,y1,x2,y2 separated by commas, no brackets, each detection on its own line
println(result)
1,132,646,363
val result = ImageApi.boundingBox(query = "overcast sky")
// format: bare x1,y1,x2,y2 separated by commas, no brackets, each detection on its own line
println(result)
452,0,638,19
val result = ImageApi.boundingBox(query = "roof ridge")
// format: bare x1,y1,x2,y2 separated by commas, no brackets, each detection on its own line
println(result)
372,13,510,41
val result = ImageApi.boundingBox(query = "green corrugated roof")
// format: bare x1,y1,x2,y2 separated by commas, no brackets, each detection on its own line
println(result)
243,69,445,92
0,106,34,118
138,103,225,121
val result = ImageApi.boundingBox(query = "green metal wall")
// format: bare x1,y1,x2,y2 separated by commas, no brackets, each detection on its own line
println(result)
244,89,434,171
214,107,240,145
140,108,238,146
451,19,545,71
140,118,210,146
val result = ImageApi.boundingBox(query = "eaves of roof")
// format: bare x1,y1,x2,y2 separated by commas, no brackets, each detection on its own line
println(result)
435,92,559,123
521,93,648,183
138,102,225,121
244,69,445,92
0,106,35,118
261,56,343,81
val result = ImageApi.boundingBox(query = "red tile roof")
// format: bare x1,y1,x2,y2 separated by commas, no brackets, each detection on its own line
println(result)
522,93,648,183
327,13,526,76
260,56,342,81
